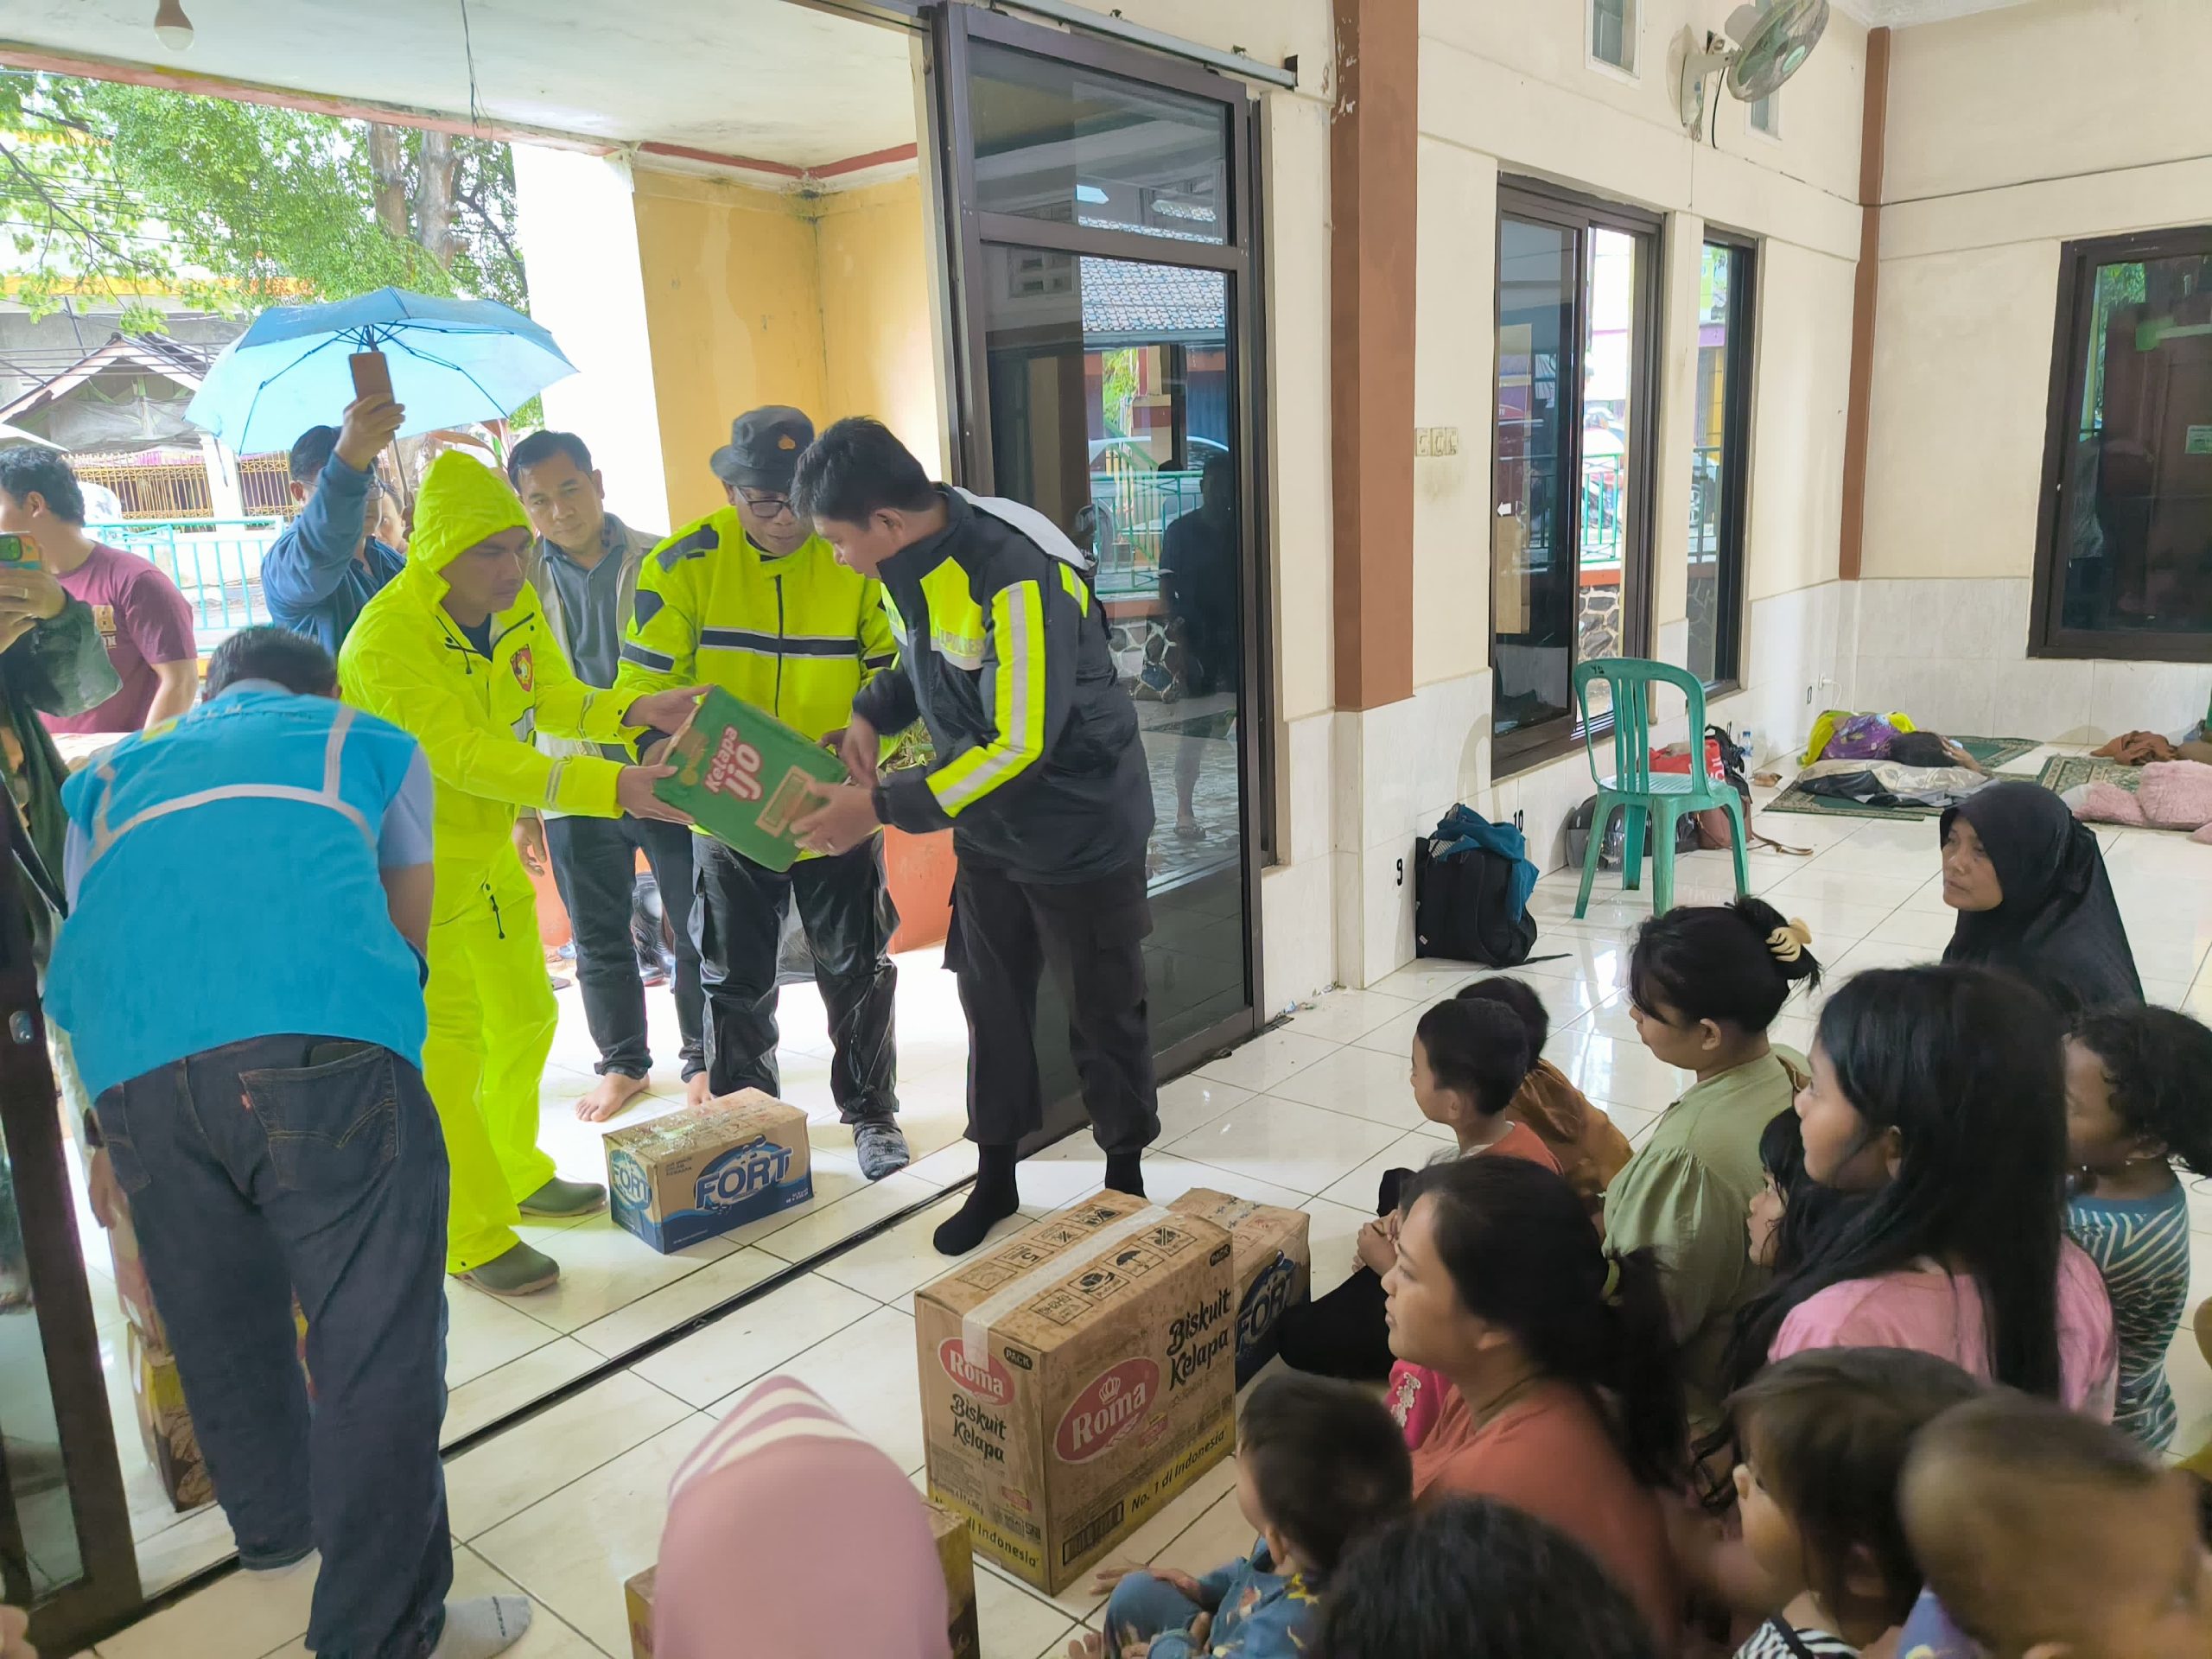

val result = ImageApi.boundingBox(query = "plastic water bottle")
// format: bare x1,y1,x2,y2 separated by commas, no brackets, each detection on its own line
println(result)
1737,725,1755,764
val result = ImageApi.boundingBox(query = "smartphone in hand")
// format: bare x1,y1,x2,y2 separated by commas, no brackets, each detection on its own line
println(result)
0,533,36,567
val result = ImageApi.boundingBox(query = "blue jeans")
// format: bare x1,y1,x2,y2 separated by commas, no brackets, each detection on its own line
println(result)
98,1035,453,1659
1104,1572,1206,1656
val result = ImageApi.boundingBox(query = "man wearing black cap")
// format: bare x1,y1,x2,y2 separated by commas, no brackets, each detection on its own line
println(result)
613,406,910,1179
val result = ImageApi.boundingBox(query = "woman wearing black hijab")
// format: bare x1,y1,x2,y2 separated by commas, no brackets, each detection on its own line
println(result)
1939,779,2143,1014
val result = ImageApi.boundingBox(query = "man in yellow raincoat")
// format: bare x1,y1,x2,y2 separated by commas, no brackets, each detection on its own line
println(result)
340,451,702,1296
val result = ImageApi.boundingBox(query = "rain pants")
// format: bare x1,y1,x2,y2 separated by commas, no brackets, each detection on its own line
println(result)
339,452,638,1274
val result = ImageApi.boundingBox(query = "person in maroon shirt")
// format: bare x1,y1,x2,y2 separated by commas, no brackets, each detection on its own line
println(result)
0,449,198,735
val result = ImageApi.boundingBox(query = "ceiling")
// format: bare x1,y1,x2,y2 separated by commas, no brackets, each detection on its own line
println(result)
1831,0,2038,24
0,0,918,169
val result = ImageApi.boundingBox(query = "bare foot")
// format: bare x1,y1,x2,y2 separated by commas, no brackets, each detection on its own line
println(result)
684,1072,713,1108
576,1072,650,1123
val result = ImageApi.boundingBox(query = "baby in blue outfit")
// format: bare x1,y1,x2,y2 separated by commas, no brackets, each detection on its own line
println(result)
1067,1375,1412,1659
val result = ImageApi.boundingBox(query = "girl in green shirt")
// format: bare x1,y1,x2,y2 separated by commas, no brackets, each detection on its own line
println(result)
1603,896,1821,1427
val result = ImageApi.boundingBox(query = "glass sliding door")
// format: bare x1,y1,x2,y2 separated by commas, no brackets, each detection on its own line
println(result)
928,3,1266,1140
1491,183,1659,770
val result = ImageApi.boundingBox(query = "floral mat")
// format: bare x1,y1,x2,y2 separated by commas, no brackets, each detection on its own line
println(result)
1764,736,2044,822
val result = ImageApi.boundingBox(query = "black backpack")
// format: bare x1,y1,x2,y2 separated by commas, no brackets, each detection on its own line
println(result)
1414,836,1539,968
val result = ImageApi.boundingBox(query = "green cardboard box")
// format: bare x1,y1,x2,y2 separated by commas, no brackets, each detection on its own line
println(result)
653,687,848,872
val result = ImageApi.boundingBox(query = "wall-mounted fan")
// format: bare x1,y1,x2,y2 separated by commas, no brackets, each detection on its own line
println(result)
1679,0,1830,139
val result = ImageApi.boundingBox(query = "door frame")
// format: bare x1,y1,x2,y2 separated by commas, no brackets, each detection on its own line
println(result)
925,1,1274,1078
1491,177,1663,776
0,892,141,1652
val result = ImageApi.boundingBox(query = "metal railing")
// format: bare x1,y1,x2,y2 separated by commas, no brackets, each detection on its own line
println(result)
1089,467,1205,596
87,517,285,648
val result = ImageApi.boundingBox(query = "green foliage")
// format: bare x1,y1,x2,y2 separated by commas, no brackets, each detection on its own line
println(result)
2,71,524,334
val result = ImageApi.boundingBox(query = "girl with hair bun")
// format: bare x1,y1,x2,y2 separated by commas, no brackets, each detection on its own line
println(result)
1604,896,1822,1427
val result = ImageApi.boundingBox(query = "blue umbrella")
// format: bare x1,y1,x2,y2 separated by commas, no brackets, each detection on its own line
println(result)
185,288,576,455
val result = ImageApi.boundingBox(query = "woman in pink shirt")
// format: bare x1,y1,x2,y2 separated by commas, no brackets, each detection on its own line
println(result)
1729,963,2116,1417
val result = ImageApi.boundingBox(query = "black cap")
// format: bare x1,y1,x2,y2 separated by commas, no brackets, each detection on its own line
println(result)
711,406,815,491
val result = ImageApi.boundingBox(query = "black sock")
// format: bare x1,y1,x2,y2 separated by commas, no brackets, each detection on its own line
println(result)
1104,1152,1146,1198
933,1144,1020,1256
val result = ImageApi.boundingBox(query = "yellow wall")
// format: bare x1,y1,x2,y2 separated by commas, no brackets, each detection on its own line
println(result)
816,177,944,481
632,167,942,530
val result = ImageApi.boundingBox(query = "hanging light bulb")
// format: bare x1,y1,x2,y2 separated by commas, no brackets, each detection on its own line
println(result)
153,0,194,51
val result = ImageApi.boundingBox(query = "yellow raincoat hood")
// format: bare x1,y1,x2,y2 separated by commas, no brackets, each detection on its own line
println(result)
410,449,531,574
339,449,635,880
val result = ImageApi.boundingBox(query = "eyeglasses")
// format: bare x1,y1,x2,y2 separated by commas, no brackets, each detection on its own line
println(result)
738,491,798,522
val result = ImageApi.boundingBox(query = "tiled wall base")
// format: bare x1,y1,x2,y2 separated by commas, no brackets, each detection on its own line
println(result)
1843,577,2212,745
1259,582,1851,998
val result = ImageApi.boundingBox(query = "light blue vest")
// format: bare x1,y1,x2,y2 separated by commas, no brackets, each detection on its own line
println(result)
48,688,429,1099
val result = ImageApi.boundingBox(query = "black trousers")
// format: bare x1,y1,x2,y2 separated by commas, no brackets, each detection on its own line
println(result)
1275,1163,1408,1382
1274,1267,1395,1382
546,814,704,1080
693,836,899,1123
947,858,1159,1155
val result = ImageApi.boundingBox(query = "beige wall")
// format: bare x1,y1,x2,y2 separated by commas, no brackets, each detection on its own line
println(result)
1853,0,2212,725
815,178,944,480
632,168,943,531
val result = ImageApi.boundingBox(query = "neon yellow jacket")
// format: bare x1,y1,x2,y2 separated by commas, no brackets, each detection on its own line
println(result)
339,452,637,883
613,509,897,746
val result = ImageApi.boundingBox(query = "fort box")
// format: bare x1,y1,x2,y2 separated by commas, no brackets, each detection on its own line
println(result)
605,1090,812,1253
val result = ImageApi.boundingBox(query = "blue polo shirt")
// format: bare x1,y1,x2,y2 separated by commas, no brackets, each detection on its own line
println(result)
48,682,433,1097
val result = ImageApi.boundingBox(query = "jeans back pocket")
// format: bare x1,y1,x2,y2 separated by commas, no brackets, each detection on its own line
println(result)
240,1044,399,1196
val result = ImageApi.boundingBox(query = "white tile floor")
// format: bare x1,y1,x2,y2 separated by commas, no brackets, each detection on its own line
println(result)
86,746,2212,1657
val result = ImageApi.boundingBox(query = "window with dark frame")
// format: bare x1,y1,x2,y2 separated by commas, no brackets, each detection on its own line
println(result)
1491,181,1662,773
2032,226,2212,663
1690,236,1754,690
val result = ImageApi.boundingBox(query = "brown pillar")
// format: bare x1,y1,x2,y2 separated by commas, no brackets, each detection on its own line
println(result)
1838,25,1891,582
1329,0,1418,709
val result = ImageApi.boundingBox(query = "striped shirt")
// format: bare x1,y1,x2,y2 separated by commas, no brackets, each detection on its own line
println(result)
1737,1618,1857,1658
2068,1180,2192,1450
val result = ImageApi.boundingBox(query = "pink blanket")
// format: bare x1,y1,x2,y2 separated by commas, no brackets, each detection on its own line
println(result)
2075,759,2212,843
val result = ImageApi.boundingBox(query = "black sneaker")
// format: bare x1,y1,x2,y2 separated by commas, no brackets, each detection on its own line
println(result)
854,1122,912,1181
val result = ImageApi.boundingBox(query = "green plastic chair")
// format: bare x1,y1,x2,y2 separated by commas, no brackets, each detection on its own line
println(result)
1572,658,1749,918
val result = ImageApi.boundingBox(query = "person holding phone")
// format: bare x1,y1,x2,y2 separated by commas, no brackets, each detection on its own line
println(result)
0,457,119,964
45,626,534,1659
0,448,197,735
263,392,410,654
340,452,707,1297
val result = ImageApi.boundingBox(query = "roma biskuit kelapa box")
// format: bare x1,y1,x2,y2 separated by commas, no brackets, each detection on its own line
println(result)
914,1192,1237,1595
1167,1188,1312,1386
604,1090,811,1254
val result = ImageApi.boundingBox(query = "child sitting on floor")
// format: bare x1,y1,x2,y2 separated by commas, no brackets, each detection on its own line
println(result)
1456,975,1634,1220
1072,1375,1412,1659
1605,898,1821,1431
1745,1107,1861,1280
1276,995,1555,1382
1897,1389,2212,1659
1726,1347,1980,1657
1319,1497,1659,1659
2063,1005,2212,1450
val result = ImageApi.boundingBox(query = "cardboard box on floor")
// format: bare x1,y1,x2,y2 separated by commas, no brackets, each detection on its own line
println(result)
130,1327,213,1511
1167,1189,1312,1386
916,1192,1237,1595
605,1090,812,1254
110,1183,313,1512
621,1501,978,1659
